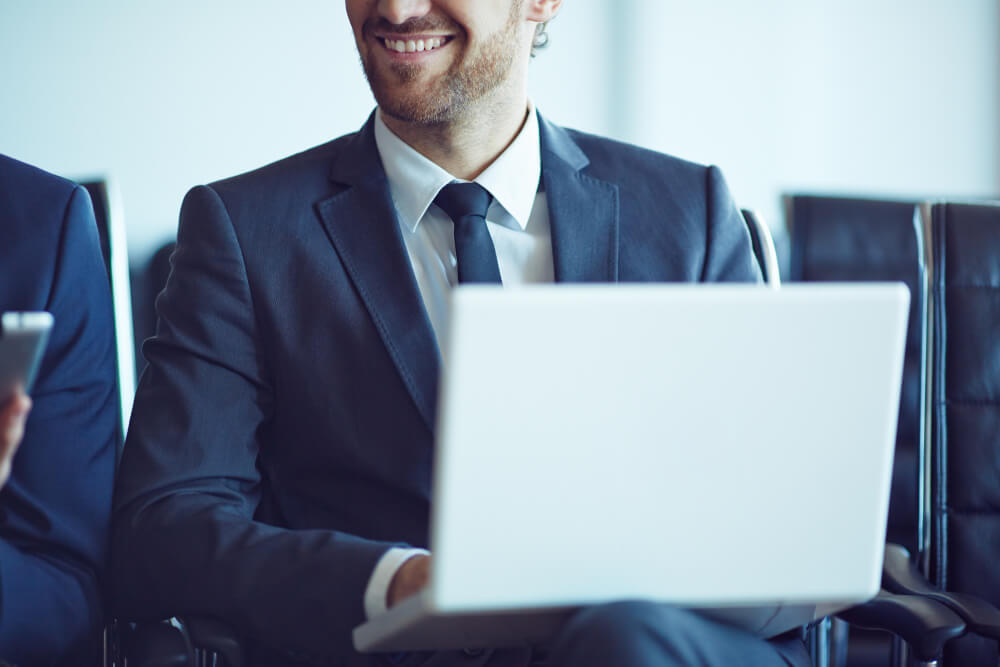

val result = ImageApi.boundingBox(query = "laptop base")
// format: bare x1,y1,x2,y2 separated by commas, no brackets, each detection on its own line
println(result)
354,592,572,653
355,593,849,653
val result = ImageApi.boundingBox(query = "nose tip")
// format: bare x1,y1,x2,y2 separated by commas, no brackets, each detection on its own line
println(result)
376,0,432,25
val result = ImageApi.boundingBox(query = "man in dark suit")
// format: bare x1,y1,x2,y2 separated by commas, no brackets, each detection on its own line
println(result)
114,0,809,664
0,154,119,664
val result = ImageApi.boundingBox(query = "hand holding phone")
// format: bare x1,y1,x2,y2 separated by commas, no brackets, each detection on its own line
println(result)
0,311,51,488
0,311,53,404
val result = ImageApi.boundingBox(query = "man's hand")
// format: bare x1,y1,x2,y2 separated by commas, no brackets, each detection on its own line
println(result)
387,554,431,609
0,389,31,489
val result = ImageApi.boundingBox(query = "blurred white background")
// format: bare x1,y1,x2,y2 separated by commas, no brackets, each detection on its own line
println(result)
2,0,998,267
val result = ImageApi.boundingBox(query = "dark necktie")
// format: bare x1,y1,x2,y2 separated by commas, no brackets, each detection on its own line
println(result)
434,182,502,284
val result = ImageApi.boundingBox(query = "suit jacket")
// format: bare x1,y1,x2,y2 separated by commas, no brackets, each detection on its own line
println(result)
0,154,118,664
113,113,760,664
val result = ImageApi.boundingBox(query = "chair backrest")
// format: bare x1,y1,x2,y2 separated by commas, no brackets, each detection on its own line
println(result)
130,241,176,376
928,201,1000,665
79,179,135,452
741,208,780,286
786,195,925,556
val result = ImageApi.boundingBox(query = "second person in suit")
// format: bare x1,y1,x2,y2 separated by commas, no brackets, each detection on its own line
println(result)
0,154,119,665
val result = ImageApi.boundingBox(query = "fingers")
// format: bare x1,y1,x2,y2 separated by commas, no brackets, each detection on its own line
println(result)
387,554,432,608
2,389,32,424
0,389,32,488
8,389,32,416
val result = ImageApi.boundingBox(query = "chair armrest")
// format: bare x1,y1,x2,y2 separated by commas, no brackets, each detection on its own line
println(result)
182,615,244,667
882,543,1000,639
122,620,193,667
836,590,965,661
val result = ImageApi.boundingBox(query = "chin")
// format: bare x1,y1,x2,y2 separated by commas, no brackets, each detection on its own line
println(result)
370,77,462,125
378,96,459,125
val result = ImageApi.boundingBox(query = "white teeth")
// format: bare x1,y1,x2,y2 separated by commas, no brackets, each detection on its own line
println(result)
383,37,445,53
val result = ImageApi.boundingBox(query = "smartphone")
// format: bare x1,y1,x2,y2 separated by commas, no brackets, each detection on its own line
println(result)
0,311,54,404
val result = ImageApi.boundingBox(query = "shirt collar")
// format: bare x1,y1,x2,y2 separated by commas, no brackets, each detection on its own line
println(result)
374,103,541,233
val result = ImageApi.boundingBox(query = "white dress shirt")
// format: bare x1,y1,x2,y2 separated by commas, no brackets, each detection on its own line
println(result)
362,106,554,619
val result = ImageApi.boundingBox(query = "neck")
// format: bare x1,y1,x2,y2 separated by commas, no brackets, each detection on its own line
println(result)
381,88,530,181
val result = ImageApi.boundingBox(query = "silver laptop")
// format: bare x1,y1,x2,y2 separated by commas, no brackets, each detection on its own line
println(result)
354,284,909,653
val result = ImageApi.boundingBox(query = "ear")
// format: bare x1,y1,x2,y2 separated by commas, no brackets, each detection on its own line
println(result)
524,0,563,24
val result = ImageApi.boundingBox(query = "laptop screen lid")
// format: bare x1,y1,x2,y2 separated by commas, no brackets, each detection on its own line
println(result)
428,284,908,614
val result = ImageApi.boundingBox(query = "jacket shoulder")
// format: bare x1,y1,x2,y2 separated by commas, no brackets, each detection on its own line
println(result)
0,153,81,210
208,131,361,200
546,125,751,283
559,127,710,187
0,155,95,306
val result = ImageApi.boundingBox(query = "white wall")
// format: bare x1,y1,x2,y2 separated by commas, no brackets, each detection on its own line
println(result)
624,0,1000,236
1,1,372,262
2,1,998,266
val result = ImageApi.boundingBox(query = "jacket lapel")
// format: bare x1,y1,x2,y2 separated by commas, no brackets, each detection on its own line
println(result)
538,114,620,282
311,113,620,430
315,115,440,431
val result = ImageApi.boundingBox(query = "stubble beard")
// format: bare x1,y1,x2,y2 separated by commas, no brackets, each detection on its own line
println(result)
360,3,522,126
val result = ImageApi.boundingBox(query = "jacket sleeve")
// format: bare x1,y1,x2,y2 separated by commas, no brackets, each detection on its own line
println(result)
700,165,763,284
112,185,399,663
0,185,118,664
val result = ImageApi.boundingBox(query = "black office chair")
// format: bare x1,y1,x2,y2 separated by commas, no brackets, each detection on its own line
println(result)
129,241,175,375
786,194,931,667
824,201,1000,667
787,195,924,557
737,202,960,666
123,616,241,667
875,202,1000,665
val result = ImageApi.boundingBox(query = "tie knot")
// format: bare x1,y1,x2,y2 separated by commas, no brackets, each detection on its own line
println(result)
434,182,492,224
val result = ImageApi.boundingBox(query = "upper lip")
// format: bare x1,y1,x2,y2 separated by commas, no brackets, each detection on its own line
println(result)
374,32,452,41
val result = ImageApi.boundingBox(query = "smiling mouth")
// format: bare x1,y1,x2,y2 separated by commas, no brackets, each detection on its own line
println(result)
378,36,453,54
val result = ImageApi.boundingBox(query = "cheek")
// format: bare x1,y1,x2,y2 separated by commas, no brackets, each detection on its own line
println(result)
344,1,368,39
462,2,520,40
